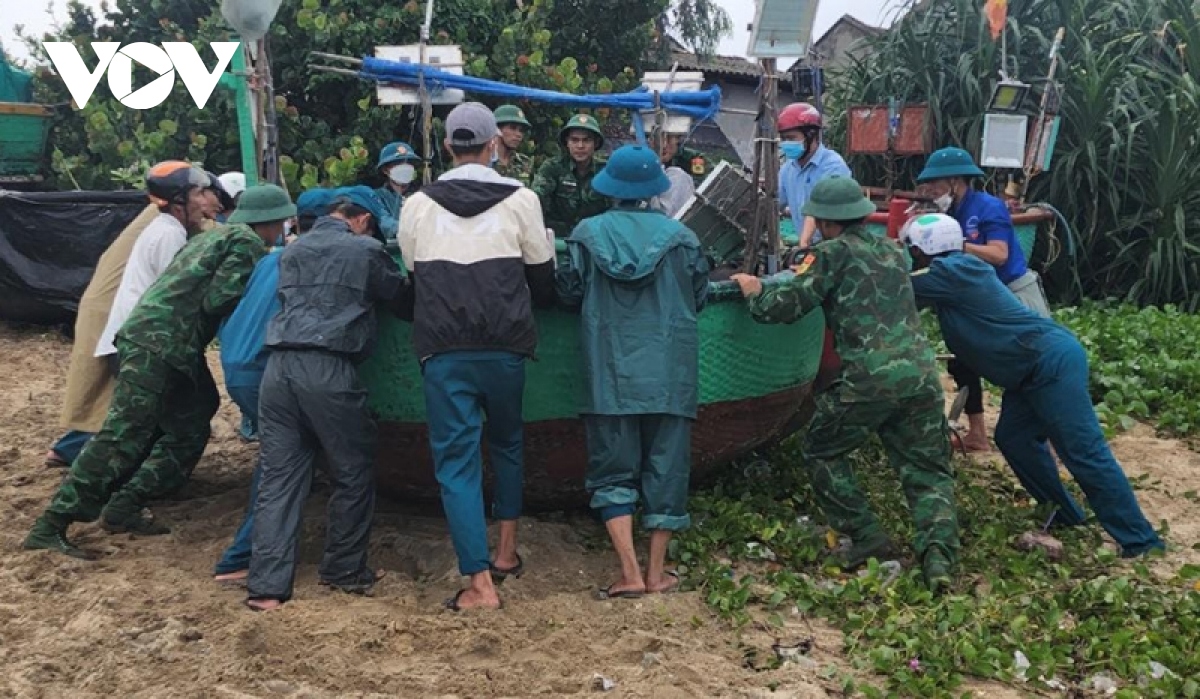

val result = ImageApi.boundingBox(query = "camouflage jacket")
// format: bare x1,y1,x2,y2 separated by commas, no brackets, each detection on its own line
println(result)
494,151,535,186
117,223,267,381
667,146,715,189
531,155,611,237
747,225,941,402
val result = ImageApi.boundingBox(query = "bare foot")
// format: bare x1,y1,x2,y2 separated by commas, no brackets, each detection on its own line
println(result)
645,571,680,594
214,570,248,583
245,598,283,612
951,432,991,453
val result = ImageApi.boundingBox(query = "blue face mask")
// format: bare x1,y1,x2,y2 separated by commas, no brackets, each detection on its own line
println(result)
781,141,806,160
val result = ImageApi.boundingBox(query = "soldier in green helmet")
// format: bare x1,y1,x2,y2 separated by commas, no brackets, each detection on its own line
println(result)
657,130,713,190
730,175,960,594
492,104,535,186
531,113,611,237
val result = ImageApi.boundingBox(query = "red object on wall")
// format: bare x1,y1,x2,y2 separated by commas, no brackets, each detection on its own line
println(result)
886,198,911,239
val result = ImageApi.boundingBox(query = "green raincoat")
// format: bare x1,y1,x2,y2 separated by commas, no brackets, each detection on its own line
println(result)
557,207,710,417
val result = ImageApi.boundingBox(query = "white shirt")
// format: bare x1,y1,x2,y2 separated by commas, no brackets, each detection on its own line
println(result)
652,166,697,218
94,213,188,357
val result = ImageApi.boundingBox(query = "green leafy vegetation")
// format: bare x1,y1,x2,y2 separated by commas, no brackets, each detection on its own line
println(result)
676,439,1200,697
826,0,1200,310
922,302,1200,437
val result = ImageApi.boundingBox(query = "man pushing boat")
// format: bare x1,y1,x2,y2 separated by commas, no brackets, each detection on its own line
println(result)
731,176,960,593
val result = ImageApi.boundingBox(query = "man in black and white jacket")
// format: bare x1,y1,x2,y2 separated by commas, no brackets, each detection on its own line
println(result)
398,101,556,612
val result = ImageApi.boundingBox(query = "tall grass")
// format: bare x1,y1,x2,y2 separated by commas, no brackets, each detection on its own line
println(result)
825,0,1200,309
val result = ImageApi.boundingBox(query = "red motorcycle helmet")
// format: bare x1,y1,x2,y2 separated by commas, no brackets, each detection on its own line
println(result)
777,103,823,133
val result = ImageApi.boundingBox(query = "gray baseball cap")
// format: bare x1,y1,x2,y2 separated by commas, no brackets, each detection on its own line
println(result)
445,102,498,147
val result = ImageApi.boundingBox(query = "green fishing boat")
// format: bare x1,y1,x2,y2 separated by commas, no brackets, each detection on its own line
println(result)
360,272,826,507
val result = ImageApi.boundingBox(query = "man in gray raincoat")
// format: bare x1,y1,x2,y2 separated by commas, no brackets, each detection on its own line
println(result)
244,186,407,611
557,144,710,599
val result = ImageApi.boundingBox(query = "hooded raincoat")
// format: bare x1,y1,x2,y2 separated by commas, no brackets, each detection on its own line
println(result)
557,207,710,418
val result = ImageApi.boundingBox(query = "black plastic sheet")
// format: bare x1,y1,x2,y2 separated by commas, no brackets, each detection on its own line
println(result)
0,189,148,324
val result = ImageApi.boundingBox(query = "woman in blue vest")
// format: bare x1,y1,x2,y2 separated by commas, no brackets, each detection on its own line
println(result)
374,141,421,241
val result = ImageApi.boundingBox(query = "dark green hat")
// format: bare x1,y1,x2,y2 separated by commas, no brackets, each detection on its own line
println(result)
917,146,986,182
227,184,297,225
800,176,876,221
559,113,604,148
494,104,531,128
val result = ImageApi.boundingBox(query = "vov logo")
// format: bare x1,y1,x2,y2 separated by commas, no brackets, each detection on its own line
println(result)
42,42,240,110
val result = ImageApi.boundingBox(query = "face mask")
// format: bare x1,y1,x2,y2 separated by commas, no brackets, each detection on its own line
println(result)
389,163,416,185
934,192,953,213
490,142,499,165
780,141,806,160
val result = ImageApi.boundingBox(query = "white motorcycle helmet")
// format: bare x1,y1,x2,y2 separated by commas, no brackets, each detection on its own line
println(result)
899,213,965,256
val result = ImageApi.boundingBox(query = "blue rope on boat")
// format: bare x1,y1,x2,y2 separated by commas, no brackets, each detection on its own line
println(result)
357,57,723,122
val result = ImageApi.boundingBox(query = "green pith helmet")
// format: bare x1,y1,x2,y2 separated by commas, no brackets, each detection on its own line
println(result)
227,184,298,224
559,113,605,148
917,146,986,182
494,104,531,128
800,176,876,221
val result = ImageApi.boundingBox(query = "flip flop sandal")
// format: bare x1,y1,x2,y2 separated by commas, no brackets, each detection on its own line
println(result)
443,589,503,612
489,553,524,584
44,451,69,469
319,568,387,593
593,585,645,601
649,571,681,595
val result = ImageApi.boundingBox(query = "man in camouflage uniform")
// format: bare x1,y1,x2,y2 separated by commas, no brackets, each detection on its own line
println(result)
657,132,712,190
24,185,296,559
731,176,959,592
532,113,610,237
493,104,535,186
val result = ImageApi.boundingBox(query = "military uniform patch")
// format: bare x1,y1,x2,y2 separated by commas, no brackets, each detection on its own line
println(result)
794,253,817,275
690,156,706,176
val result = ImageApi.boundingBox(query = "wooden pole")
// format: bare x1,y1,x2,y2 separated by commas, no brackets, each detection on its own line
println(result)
419,0,436,186
743,58,779,275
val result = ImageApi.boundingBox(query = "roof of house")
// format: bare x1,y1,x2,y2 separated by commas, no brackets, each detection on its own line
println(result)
599,116,744,167
652,37,785,82
787,14,884,72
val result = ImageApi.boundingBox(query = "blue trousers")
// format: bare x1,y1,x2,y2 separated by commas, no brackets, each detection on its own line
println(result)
422,351,526,576
215,383,262,574
994,334,1164,556
50,430,95,464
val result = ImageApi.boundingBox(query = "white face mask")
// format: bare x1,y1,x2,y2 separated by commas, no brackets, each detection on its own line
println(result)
934,192,953,213
389,163,416,185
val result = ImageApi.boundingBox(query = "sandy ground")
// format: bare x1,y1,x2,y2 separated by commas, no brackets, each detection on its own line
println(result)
1,322,1196,698
0,322,842,698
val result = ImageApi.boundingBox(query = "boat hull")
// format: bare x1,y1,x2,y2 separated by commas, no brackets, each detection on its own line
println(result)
359,284,826,508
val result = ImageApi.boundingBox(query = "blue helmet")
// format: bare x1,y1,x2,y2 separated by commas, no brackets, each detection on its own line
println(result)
295,187,336,217
591,145,671,200
376,141,421,171
332,186,387,221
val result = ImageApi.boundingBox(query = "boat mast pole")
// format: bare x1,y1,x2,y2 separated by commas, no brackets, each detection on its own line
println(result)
419,0,435,186
744,58,780,275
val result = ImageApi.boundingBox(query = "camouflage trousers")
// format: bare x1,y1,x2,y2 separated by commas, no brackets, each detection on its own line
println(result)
801,389,960,564
46,345,218,523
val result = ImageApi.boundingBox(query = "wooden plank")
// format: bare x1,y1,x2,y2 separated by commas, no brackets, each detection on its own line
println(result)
0,102,54,117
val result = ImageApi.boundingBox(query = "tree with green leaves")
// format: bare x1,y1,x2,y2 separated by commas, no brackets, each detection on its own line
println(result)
826,0,1200,310
17,0,729,193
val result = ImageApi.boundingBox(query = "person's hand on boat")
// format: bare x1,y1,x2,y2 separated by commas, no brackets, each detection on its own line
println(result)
730,273,763,298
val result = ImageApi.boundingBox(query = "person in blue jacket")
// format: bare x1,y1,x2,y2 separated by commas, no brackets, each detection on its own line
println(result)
902,213,1164,558
916,146,1052,452
374,141,421,241
557,145,710,599
211,188,335,584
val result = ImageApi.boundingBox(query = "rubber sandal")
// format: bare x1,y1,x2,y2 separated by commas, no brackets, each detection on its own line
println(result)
443,589,503,612
594,585,645,601
648,571,681,595
489,553,524,584
44,451,69,469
